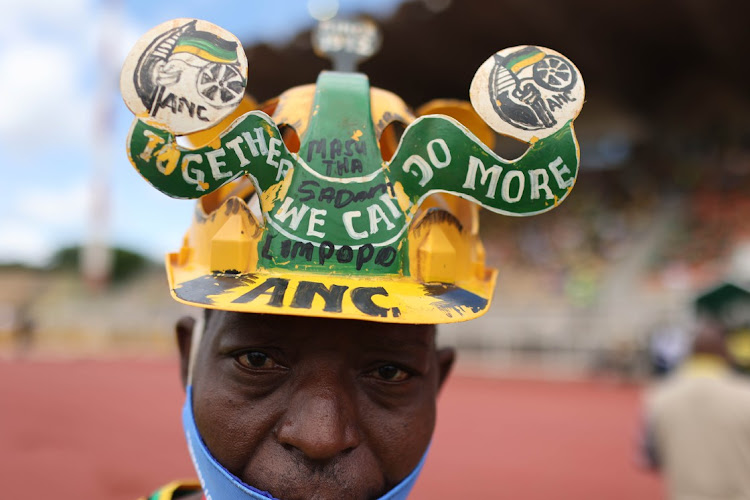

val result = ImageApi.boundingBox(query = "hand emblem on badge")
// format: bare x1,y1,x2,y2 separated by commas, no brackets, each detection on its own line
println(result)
470,46,584,143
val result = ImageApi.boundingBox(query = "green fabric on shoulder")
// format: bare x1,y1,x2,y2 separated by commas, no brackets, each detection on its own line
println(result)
143,480,202,500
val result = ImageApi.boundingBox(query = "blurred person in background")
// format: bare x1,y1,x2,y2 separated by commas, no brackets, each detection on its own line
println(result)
695,282,750,376
648,322,690,377
642,321,750,500
11,302,34,356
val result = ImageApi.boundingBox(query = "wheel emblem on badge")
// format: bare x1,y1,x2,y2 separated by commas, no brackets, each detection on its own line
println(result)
197,63,245,107
533,56,577,92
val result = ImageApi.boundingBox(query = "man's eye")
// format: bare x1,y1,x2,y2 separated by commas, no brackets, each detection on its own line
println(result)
371,364,411,382
235,351,281,370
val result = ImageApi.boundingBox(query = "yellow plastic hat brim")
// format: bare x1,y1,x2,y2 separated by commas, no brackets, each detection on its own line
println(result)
167,256,497,325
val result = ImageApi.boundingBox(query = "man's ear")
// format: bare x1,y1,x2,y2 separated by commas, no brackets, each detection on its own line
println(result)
436,347,455,392
176,316,196,390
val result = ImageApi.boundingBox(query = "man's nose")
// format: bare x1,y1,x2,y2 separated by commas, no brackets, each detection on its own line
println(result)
275,380,361,461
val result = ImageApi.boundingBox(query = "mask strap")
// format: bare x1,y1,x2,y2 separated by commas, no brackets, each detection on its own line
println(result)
183,386,428,500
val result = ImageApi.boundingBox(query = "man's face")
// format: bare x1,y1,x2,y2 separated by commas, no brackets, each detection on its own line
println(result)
177,311,454,500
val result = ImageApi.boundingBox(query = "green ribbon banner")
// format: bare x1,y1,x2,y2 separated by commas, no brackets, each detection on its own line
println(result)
126,110,579,217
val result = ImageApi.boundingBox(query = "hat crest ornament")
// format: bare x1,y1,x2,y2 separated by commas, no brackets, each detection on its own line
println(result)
120,18,585,323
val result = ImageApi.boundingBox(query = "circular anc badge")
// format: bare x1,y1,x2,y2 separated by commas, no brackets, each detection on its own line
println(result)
120,18,248,135
470,46,584,143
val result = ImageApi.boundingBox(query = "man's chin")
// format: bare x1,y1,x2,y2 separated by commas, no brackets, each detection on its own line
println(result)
248,478,388,500
242,462,389,500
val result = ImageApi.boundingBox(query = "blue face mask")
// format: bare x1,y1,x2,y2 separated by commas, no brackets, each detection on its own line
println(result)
183,387,429,500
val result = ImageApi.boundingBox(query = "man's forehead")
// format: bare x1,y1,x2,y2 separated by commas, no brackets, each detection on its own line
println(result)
204,310,435,349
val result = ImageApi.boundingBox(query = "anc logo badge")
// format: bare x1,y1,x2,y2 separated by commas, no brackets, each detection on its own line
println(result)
120,18,248,135
470,46,584,142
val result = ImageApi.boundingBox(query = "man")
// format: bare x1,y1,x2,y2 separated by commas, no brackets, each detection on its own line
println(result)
165,312,453,500
122,18,585,500
642,322,750,500
695,281,750,375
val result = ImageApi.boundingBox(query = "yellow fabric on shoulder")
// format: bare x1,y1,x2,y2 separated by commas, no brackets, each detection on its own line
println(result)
681,353,730,378
138,479,202,500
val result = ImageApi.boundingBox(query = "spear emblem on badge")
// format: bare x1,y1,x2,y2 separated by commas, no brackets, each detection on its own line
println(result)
133,20,194,114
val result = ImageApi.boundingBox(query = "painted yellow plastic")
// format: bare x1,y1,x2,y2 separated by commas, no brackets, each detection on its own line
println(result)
209,211,259,273
262,83,415,145
371,87,415,137
417,225,457,284
407,197,483,285
270,84,316,139
164,90,498,324
183,95,259,149
167,186,496,323
166,263,497,325
416,99,496,150
187,197,262,275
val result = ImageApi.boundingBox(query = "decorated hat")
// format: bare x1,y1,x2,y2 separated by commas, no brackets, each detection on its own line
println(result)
121,18,585,324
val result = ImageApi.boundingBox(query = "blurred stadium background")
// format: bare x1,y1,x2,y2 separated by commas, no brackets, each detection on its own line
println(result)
1,0,748,498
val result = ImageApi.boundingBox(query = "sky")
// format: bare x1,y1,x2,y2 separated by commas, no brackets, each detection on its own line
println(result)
0,0,405,266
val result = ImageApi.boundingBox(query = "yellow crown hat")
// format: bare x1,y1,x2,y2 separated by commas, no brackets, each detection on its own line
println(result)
121,18,585,324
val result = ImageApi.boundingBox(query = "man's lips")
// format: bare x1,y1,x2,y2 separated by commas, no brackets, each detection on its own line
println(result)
241,451,388,500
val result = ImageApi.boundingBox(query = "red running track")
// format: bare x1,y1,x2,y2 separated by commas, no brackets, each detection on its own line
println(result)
0,359,662,499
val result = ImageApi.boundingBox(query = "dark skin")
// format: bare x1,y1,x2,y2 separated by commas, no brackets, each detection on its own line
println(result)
176,311,455,500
